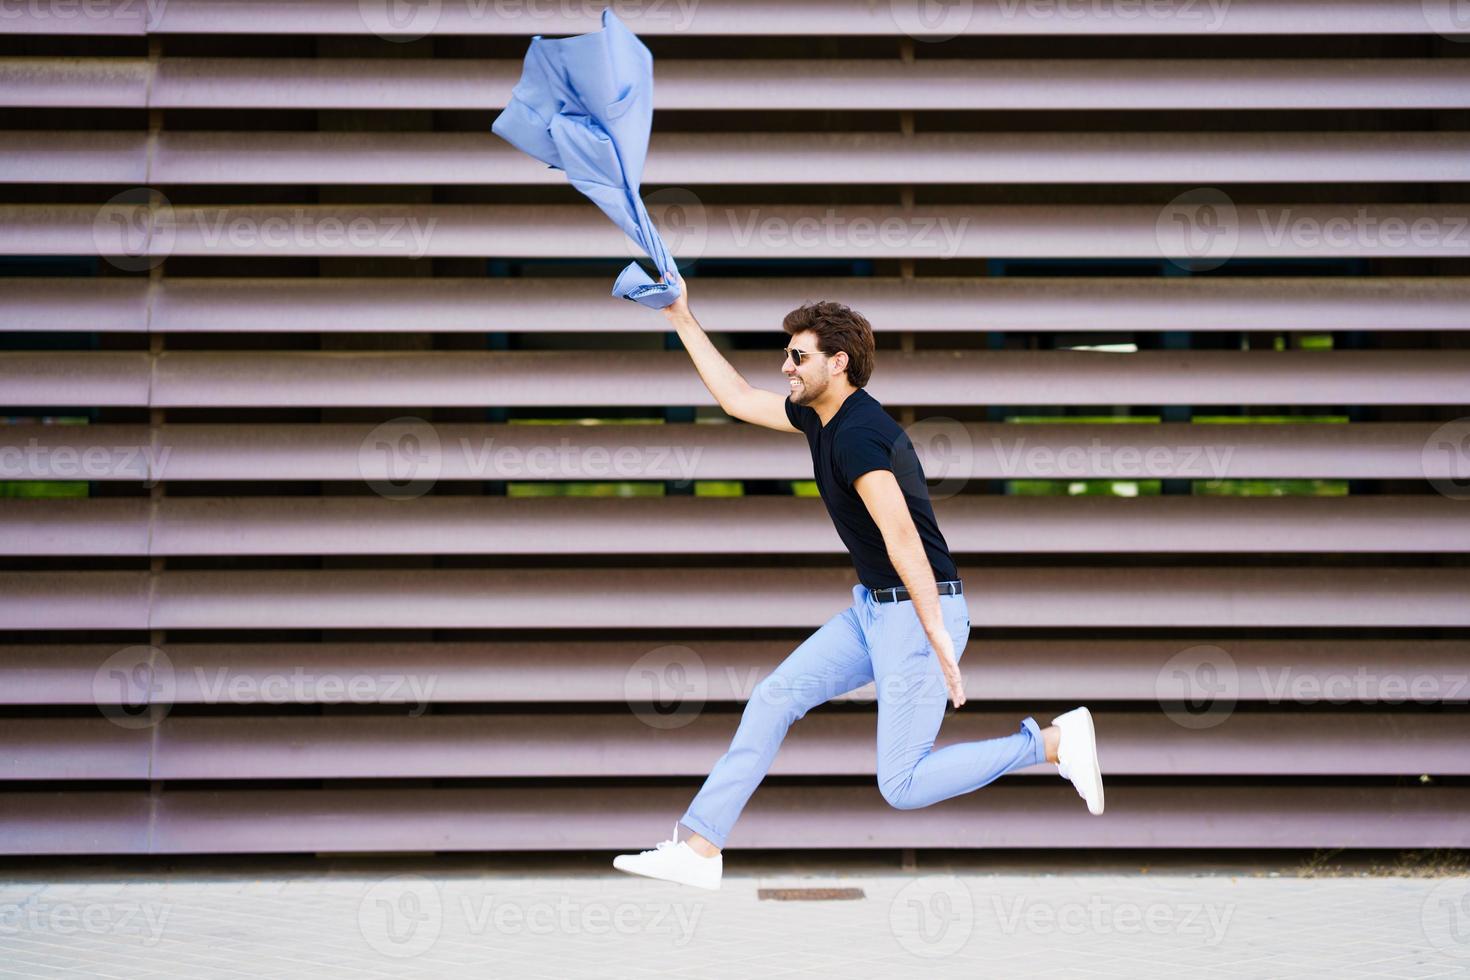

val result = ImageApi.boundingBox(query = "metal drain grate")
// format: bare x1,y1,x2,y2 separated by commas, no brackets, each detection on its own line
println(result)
757,887,866,901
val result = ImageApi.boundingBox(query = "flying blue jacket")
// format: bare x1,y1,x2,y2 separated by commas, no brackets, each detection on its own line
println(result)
491,9,681,309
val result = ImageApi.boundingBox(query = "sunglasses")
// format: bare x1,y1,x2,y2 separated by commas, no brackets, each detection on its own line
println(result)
783,346,828,367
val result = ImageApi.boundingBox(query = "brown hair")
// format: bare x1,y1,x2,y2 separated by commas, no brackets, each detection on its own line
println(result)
781,301,876,388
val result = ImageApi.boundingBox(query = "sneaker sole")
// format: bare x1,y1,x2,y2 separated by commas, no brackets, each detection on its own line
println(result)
1070,707,1105,816
612,857,722,891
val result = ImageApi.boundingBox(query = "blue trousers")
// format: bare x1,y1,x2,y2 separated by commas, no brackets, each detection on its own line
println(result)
679,583,1046,849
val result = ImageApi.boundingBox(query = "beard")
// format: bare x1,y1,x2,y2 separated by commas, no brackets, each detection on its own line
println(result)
790,376,826,405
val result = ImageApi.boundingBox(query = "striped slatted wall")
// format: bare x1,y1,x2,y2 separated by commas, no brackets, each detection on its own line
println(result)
1,0,1468,855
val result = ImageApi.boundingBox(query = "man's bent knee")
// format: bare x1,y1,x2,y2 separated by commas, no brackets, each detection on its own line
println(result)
878,775,922,811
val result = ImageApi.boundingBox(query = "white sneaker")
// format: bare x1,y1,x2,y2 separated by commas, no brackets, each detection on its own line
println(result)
1051,706,1105,816
612,823,722,891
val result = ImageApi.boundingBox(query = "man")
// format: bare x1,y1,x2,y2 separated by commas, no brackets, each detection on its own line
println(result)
613,275,1104,890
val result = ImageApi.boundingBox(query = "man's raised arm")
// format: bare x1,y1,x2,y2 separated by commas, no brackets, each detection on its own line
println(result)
659,274,799,434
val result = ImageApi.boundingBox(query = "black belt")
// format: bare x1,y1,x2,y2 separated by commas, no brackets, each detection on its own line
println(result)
872,580,962,604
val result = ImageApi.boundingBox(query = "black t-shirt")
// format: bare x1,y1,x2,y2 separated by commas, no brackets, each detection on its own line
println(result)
785,387,959,590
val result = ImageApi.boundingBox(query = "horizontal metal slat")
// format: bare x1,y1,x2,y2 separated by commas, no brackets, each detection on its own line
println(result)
10,131,1470,184
4,638,1468,706
0,277,150,333
0,421,1453,481
145,712,1470,780
5,59,1468,111
3,567,1467,629
175,57,1470,111
0,0,154,35
3,712,1463,780
5,0,1451,37
6,638,1467,706
1,351,152,405
14,203,1470,259
0,131,149,183
0,720,152,780
0,791,155,854
0,57,149,108
0,571,150,630
6,276,1467,334
6,349,1470,407
0,498,150,555
2,785,1464,853
4,496,1468,557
